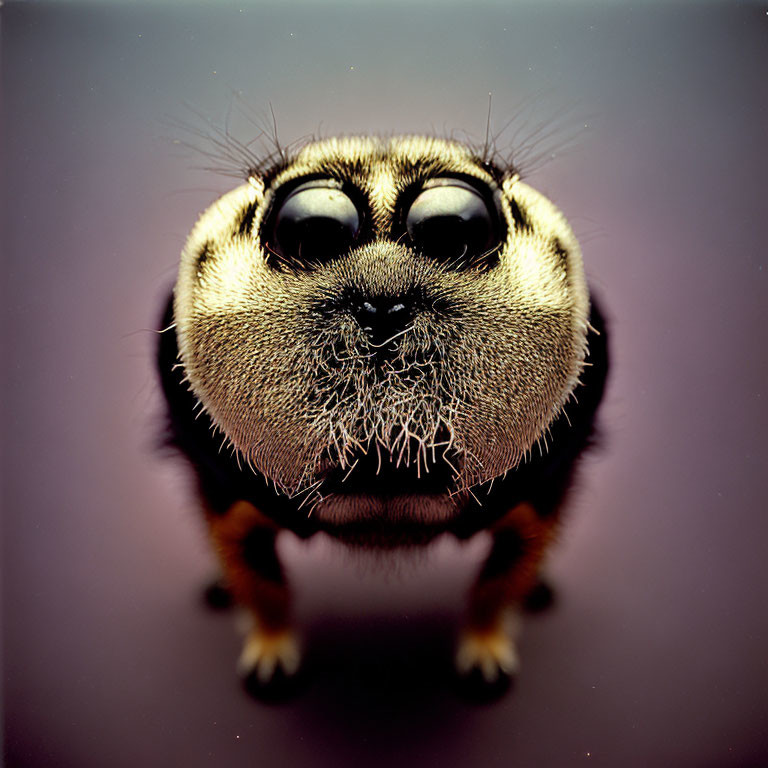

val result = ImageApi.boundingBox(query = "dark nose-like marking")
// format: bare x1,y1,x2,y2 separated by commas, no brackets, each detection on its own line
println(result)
352,297,413,347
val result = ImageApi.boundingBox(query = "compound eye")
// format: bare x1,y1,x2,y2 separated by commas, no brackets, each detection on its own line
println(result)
405,179,499,265
271,180,360,266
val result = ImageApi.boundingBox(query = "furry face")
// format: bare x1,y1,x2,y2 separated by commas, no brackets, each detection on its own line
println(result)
173,136,589,522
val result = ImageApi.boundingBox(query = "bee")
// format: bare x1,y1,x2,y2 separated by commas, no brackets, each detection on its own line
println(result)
158,135,608,698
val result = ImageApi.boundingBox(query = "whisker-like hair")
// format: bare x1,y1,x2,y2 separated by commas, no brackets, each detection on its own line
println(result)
163,95,313,181
166,92,588,187
452,91,591,179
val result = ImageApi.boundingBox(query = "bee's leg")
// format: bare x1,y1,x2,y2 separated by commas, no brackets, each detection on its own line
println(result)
456,502,557,693
206,500,300,691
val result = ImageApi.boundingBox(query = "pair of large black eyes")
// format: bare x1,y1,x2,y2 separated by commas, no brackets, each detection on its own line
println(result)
269,178,500,267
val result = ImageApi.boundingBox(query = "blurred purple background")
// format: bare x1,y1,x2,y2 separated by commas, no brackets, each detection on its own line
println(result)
2,3,767,766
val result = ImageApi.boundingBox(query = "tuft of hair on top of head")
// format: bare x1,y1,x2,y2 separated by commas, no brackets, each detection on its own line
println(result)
455,91,593,181
163,94,315,181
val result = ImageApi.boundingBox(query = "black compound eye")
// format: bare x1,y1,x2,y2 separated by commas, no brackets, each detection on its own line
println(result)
405,179,500,266
271,180,360,266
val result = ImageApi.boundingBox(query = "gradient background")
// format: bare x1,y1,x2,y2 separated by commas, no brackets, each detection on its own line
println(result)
3,2,767,766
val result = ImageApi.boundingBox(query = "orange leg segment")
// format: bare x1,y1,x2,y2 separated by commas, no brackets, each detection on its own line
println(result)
205,500,299,683
457,502,559,683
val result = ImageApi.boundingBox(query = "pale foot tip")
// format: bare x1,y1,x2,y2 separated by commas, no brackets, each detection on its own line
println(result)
454,626,519,703
238,628,307,703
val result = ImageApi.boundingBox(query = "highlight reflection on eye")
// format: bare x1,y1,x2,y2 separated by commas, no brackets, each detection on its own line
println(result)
272,180,360,265
405,179,499,265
